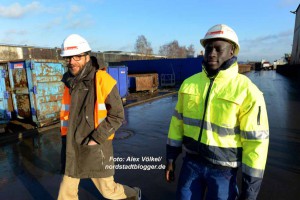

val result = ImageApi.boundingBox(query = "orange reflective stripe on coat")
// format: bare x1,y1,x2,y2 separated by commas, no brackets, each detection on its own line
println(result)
60,87,70,136
94,70,116,140
60,70,117,140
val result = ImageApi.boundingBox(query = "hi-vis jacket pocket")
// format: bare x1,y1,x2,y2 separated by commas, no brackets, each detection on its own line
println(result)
211,94,242,129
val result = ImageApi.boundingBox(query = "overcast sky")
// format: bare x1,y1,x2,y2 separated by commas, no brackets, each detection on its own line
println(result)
0,0,298,62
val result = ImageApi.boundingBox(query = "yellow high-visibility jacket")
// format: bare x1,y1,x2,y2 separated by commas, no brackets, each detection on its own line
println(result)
167,61,269,198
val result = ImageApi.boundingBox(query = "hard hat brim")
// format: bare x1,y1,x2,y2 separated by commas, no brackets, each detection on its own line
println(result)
200,37,240,56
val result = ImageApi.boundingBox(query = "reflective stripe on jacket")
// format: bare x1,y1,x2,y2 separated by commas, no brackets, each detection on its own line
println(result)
167,62,269,179
60,88,70,136
60,70,116,140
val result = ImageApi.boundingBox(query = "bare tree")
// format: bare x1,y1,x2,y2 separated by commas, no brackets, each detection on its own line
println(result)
186,44,195,57
159,40,194,58
159,40,181,58
134,35,153,55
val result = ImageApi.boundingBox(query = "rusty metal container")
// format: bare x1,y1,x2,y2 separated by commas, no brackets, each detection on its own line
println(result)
8,59,65,127
128,73,158,92
0,62,11,125
238,64,251,74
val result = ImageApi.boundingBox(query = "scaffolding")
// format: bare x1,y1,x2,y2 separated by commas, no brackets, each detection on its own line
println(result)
160,64,175,87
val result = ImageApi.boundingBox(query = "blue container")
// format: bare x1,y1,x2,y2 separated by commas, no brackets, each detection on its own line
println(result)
0,62,11,125
107,66,128,99
123,57,203,85
8,59,65,127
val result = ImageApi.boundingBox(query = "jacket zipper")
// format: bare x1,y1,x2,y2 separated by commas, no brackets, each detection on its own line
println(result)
197,78,214,152
257,106,261,125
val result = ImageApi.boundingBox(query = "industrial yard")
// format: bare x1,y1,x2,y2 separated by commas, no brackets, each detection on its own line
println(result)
0,70,299,199
0,42,299,200
0,1,299,199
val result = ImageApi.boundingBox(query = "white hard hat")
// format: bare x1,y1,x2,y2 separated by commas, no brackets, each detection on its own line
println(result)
200,24,240,55
60,34,91,57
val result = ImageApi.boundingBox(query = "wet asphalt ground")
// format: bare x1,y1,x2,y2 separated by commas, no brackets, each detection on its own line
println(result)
0,70,299,200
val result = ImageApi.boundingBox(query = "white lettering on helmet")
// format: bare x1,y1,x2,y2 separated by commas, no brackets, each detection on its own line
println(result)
206,30,224,36
64,46,78,50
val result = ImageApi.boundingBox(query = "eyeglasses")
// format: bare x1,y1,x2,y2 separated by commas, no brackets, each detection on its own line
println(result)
64,53,87,62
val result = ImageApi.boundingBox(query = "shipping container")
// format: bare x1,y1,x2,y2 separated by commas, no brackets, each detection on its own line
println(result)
8,59,65,127
238,64,251,73
111,57,203,85
107,66,128,99
0,62,11,125
128,73,158,92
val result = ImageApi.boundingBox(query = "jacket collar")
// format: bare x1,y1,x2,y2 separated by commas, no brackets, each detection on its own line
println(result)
215,61,239,81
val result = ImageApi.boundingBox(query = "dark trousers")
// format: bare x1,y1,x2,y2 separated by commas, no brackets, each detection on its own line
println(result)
176,154,239,200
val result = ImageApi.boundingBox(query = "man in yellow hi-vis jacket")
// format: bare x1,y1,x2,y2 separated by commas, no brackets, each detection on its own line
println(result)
165,24,269,200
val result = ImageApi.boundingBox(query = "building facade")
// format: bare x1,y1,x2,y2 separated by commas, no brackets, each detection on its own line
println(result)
291,4,300,65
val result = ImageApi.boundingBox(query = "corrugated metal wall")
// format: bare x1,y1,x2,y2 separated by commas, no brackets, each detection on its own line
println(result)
23,47,61,60
0,45,164,68
0,45,61,61
0,46,23,61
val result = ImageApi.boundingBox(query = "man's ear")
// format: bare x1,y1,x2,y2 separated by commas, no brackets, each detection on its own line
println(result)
86,54,91,62
230,46,234,56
